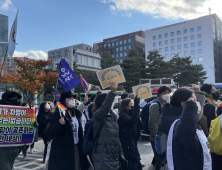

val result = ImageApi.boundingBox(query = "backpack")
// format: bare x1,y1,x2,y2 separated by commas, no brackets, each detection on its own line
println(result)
82,119,105,155
208,115,222,155
141,99,161,134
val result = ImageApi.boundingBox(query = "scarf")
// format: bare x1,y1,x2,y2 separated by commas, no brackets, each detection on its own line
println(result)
206,97,219,107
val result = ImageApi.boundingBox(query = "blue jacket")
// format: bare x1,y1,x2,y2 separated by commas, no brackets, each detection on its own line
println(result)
160,101,204,170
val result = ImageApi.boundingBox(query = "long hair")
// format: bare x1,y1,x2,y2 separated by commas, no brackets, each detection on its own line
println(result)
170,88,193,107
92,93,107,113
39,102,47,113
118,98,132,115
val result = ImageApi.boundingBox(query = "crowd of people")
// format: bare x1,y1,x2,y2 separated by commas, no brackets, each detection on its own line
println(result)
0,82,222,170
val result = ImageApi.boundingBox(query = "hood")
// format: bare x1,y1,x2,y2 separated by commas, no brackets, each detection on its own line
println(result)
1,91,22,105
159,105,183,135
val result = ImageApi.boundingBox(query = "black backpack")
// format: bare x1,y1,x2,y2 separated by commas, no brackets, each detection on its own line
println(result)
82,119,105,155
141,99,161,134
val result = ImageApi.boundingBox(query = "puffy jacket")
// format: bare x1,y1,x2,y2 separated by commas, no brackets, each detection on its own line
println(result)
92,91,123,170
37,111,51,137
118,106,142,170
48,107,85,170
160,101,207,170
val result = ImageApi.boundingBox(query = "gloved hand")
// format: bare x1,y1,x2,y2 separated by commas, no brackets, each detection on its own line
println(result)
134,95,140,106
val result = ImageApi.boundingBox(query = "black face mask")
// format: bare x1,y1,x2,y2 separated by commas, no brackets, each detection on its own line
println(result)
8,99,20,106
212,93,219,101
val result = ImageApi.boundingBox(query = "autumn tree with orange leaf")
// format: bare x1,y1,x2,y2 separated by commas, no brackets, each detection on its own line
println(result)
0,57,58,106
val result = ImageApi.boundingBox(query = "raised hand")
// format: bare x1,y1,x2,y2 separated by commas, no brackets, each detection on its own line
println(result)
110,82,118,94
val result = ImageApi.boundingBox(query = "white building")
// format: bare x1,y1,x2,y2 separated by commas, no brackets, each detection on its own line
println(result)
145,14,222,83
48,43,101,72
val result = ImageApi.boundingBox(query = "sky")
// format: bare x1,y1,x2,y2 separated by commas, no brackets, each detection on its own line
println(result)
0,0,221,60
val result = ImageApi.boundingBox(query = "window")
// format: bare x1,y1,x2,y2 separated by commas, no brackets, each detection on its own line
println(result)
178,52,181,57
120,53,123,57
128,39,131,43
171,46,175,51
197,26,201,31
120,41,122,45
184,51,188,56
96,46,99,50
184,29,187,34
128,45,131,49
100,45,103,49
120,47,122,51
165,54,169,59
112,54,114,58
124,46,127,50
178,45,181,50
198,49,202,54
198,41,202,46
165,33,168,38
184,37,187,41
124,52,127,57
165,47,168,52
116,60,119,62
159,48,162,53
159,35,162,39
191,43,195,47
191,50,195,55
116,41,118,46
190,28,194,32
108,43,111,47
153,43,156,47
159,41,162,46
177,31,181,35
104,44,106,48
111,48,114,53
198,57,203,61
112,42,115,47
116,48,119,52
116,54,119,58
198,34,202,39
171,39,174,44
184,44,188,48
191,35,194,40
171,53,175,58
100,51,103,54
177,38,181,43
124,40,127,44
171,32,174,36
165,40,168,45
191,57,195,61
153,36,156,40
120,59,123,63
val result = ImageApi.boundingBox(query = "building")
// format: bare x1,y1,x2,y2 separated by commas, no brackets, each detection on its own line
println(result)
93,31,145,64
145,14,222,83
0,14,8,58
48,43,101,72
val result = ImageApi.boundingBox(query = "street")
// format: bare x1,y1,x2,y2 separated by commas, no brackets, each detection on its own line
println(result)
14,139,154,170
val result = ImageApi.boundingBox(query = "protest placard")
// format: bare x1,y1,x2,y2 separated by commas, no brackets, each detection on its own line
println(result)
0,105,36,147
132,83,152,100
96,65,126,89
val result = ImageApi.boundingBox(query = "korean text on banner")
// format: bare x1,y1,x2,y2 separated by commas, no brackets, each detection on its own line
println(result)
132,83,152,100
0,105,36,147
96,65,126,89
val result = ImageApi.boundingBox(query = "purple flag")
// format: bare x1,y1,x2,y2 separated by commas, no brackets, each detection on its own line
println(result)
58,58,81,91
53,88,61,102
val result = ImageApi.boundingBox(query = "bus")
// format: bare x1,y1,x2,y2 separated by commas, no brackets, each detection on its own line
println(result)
76,90,125,102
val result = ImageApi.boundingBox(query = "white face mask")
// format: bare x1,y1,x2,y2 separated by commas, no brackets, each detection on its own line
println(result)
196,101,202,121
162,94,171,103
67,100,75,108
45,104,50,110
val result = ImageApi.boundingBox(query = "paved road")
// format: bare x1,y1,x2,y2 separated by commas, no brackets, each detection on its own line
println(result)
14,139,154,170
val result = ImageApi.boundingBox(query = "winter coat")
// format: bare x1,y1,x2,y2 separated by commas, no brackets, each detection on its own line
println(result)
160,101,206,170
48,107,85,170
92,91,123,170
37,111,51,137
118,106,142,170
203,101,217,130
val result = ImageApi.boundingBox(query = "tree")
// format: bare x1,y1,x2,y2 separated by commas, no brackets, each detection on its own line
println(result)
101,51,118,69
121,50,147,92
0,57,58,106
146,51,171,78
169,56,207,86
